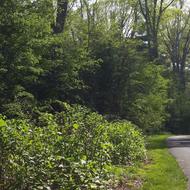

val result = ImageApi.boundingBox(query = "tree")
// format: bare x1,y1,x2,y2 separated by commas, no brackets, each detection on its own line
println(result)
161,8,190,88
138,0,175,59
53,0,69,34
0,0,53,104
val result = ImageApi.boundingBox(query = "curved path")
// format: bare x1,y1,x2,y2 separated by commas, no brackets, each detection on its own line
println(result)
168,136,190,190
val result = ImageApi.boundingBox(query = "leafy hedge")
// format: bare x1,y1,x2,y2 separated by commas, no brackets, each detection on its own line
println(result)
109,121,146,165
0,104,146,189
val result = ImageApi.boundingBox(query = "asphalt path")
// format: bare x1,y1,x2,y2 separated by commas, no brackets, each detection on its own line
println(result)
168,136,190,190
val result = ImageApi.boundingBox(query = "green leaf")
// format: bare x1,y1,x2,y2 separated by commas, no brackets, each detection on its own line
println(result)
0,119,6,127
73,123,79,129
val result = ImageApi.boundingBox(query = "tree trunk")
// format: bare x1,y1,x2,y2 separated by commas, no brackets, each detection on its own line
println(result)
151,37,159,59
179,67,185,90
53,0,68,34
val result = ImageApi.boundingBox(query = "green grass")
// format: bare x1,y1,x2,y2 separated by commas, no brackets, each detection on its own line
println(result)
109,135,187,190
138,135,187,190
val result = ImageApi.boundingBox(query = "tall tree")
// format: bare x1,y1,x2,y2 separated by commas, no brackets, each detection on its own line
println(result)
138,0,175,59
161,6,190,88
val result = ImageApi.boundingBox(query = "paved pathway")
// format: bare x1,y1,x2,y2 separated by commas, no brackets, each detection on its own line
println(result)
168,136,190,190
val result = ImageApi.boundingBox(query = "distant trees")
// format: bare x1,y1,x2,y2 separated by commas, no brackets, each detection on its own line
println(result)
1,0,190,132
161,7,190,89
138,0,175,58
160,1,190,133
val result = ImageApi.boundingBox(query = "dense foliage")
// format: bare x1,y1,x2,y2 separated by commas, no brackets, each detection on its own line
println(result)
1,0,190,189
0,104,146,189
109,121,146,165
0,0,171,133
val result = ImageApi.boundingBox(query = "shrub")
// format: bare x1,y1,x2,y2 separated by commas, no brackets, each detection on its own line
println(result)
108,121,146,165
0,103,147,189
0,106,111,190
2,86,36,119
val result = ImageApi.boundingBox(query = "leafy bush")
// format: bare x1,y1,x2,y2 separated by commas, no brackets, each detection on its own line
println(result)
0,103,147,189
168,90,190,134
0,105,111,190
2,86,36,119
127,64,170,133
108,121,146,165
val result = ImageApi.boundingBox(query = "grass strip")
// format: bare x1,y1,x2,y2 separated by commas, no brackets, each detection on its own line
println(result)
138,135,187,190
